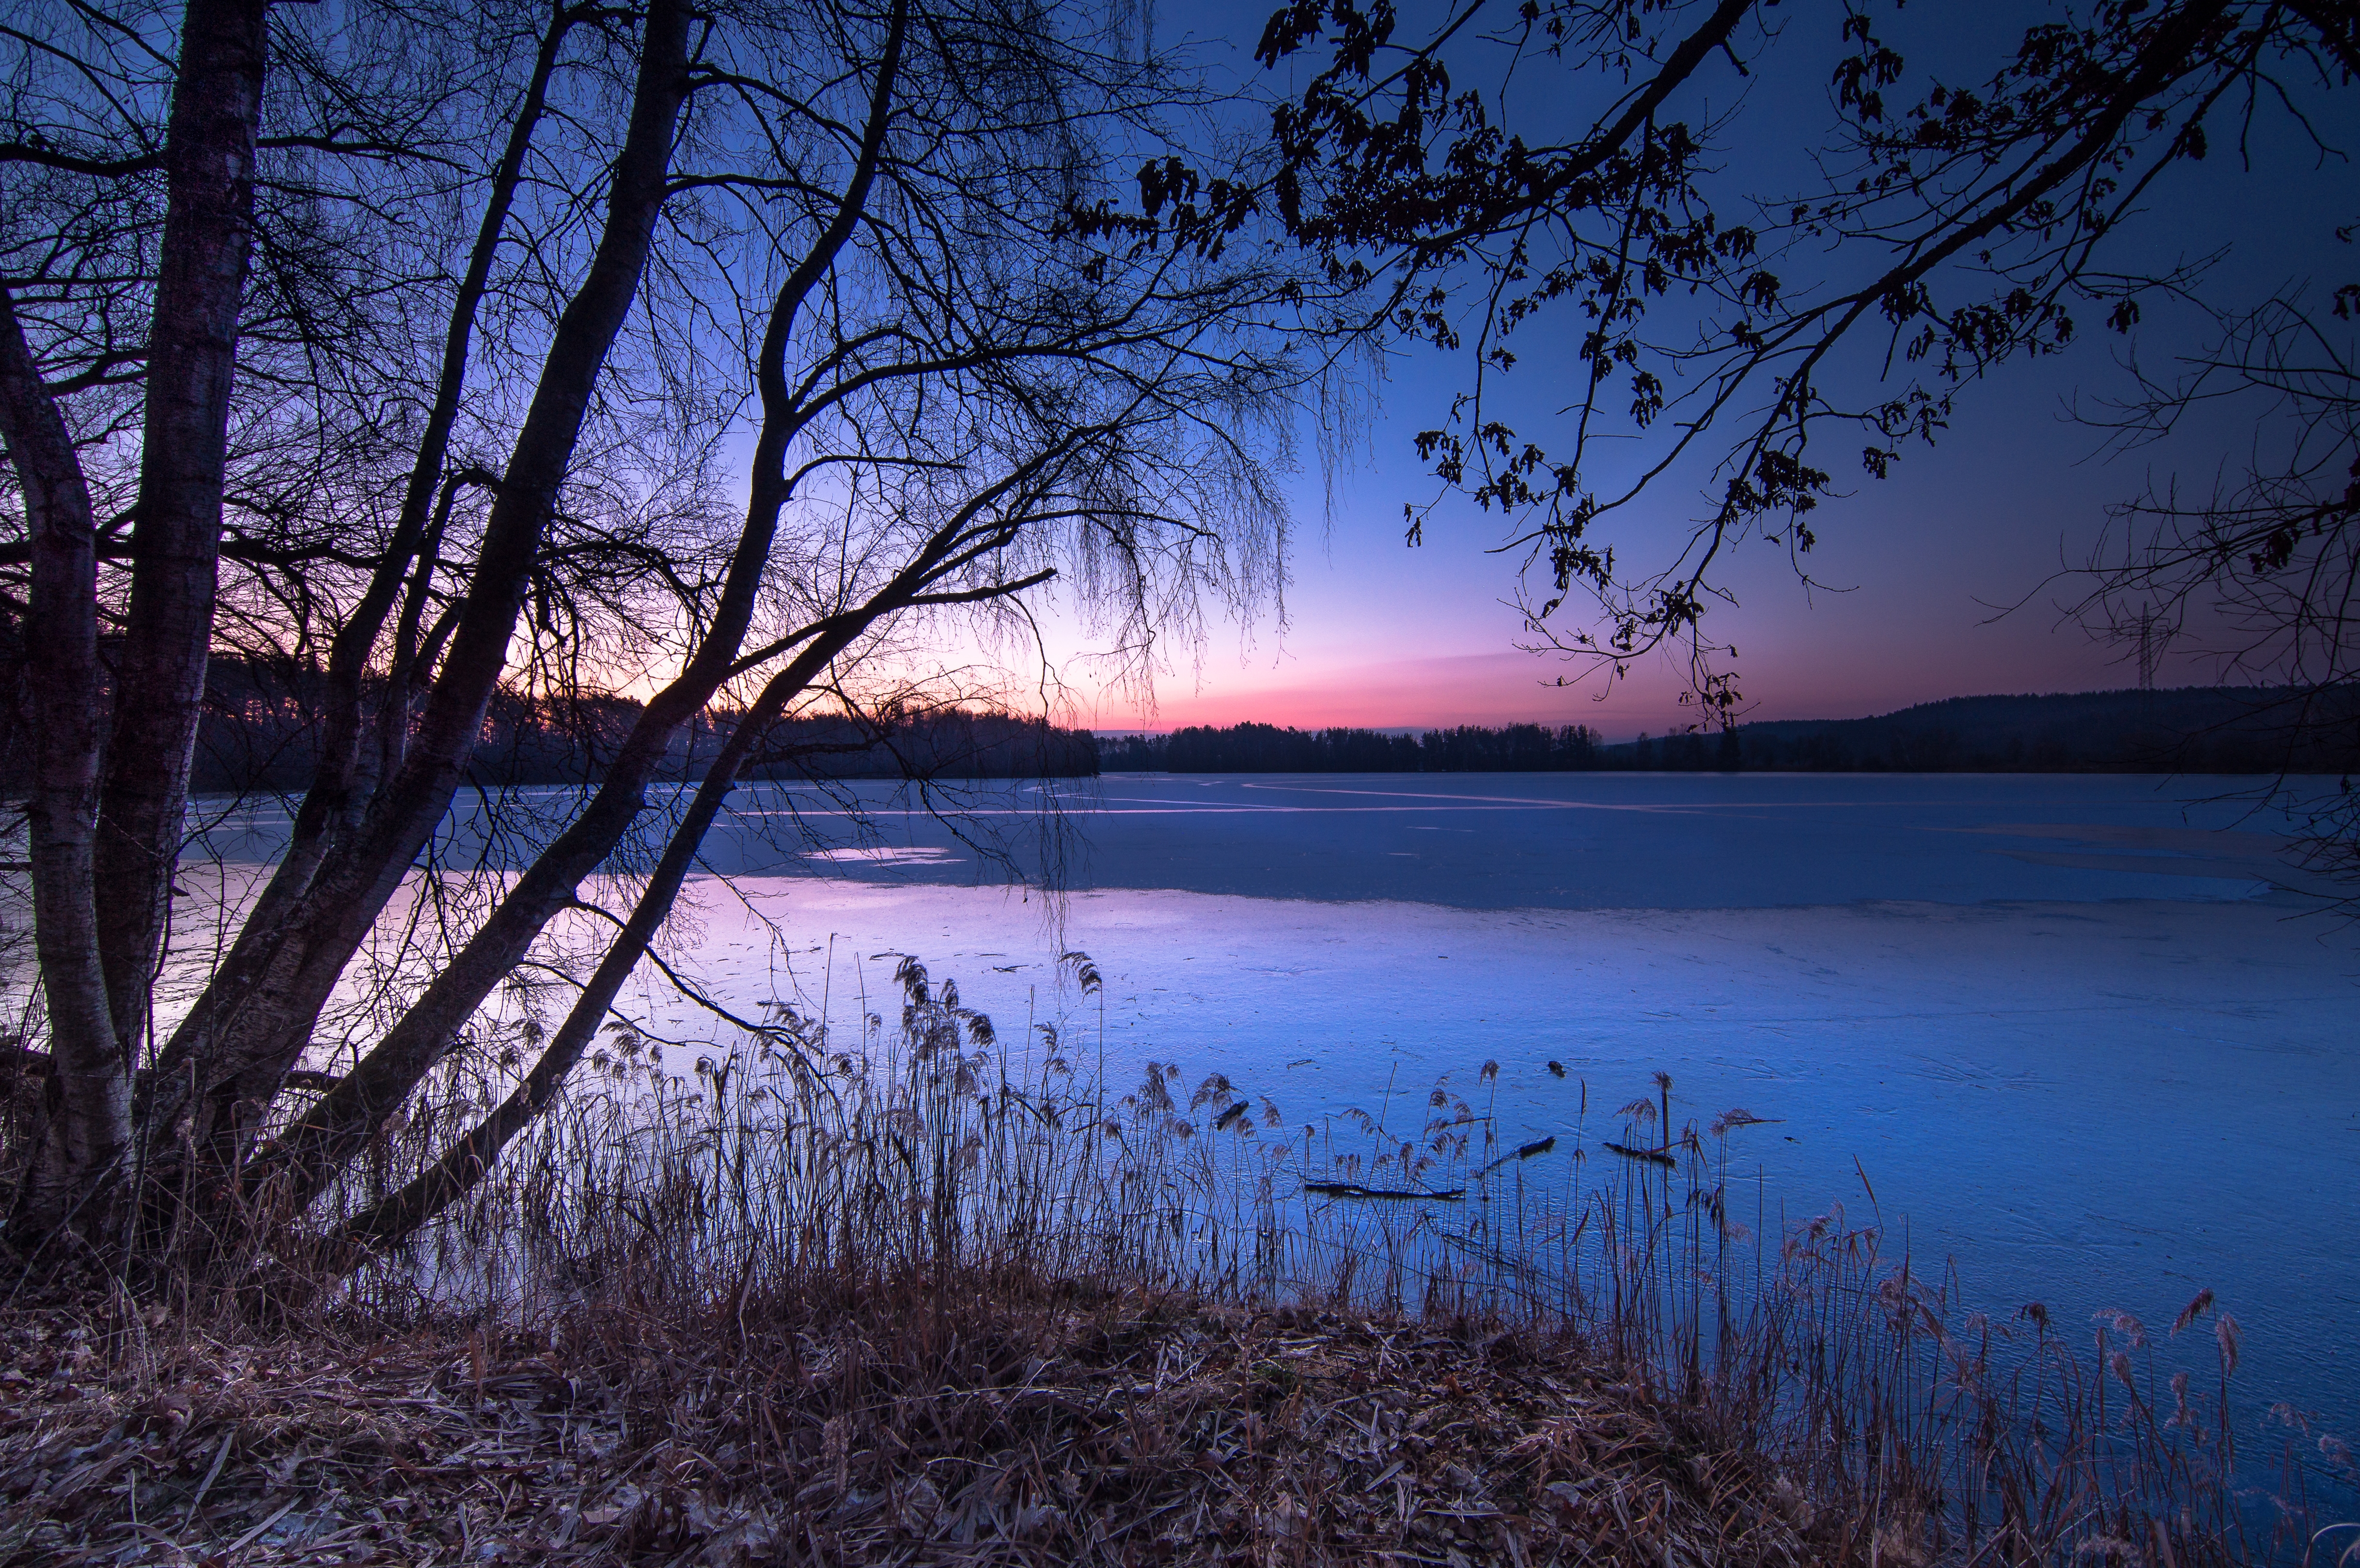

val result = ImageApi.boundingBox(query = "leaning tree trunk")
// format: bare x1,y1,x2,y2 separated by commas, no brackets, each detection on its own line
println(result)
332,647,841,1250
184,0,909,1213
146,0,697,1212
91,0,270,1065
320,471,1069,1246
260,444,1064,1219
149,3,578,1168
0,0,269,1248
219,5,578,978
0,289,122,1242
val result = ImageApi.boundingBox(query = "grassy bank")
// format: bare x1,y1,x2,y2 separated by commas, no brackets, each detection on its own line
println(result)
1,1282,1827,1566
3,955,2350,1564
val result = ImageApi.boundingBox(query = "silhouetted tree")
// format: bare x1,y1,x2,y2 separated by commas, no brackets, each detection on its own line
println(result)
0,0,1305,1268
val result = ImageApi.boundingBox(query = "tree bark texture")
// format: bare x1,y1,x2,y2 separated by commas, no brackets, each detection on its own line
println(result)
92,0,271,1062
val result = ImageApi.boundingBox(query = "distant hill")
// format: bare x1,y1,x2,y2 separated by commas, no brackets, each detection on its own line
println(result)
1097,687,2359,775
1696,685,2358,774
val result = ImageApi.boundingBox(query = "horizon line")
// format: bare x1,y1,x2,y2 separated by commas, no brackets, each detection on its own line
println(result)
1086,682,2302,739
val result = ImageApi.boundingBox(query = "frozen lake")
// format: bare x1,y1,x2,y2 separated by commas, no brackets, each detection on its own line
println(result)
190,771,2358,1432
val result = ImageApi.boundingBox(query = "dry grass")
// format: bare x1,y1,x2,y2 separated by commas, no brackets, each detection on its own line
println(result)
1,1281,1834,1567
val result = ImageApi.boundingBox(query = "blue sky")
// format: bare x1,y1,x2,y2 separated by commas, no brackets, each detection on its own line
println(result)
1010,3,2354,739
1060,348,2184,736
1038,1,2360,735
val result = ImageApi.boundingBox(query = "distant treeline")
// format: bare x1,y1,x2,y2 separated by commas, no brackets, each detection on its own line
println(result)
0,653,1099,794
1100,721,1605,773
738,709,1097,782
1100,687,2360,775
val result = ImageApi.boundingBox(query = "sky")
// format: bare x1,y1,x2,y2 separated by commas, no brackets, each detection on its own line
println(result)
1015,1,2356,741
1065,355,2172,737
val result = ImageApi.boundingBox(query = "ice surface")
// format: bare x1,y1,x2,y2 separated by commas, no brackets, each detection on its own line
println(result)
185,772,2360,1428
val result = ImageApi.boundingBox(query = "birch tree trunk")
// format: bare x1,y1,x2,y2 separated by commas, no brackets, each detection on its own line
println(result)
91,0,270,1063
